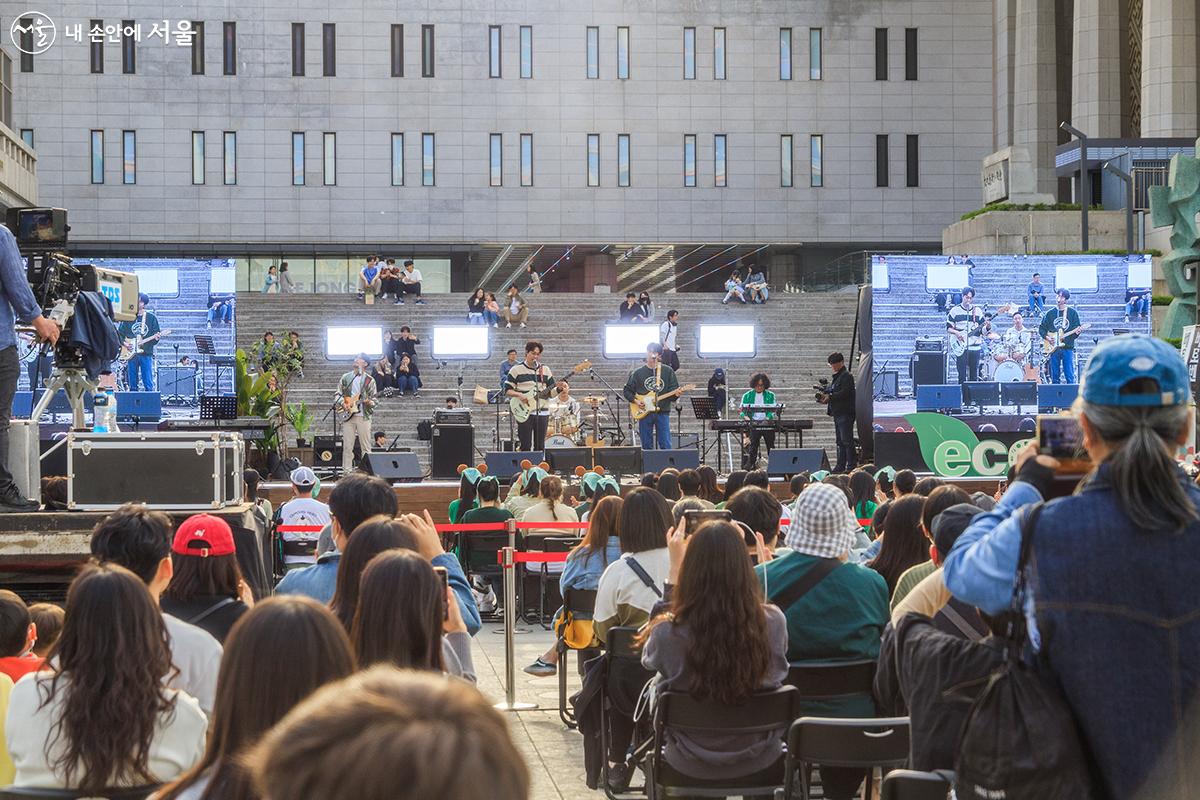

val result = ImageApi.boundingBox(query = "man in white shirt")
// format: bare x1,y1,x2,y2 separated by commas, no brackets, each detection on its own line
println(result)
277,466,332,567
398,259,424,305
659,309,681,371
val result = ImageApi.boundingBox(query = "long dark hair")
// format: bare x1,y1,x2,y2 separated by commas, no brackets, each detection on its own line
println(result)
158,597,356,800
573,495,623,564
655,469,681,501
867,494,927,594
849,470,876,509
618,487,672,553
329,517,419,630
641,522,770,705
351,550,445,672
162,551,243,603
39,563,176,794
696,465,721,502
723,470,748,502
456,473,479,519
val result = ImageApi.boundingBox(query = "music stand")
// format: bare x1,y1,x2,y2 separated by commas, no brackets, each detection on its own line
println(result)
201,395,237,421
690,396,720,467
195,335,216,397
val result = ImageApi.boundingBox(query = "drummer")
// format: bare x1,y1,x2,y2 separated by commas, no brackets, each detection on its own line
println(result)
998,310,1033,366
547,379,581,439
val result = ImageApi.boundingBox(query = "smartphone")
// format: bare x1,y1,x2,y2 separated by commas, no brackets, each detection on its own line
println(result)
433,566,449,620
1036,415,1092,474
682,509,732,534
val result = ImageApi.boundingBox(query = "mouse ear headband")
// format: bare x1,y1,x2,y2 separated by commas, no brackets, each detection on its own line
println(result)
457,463,489,485
519,459,550,485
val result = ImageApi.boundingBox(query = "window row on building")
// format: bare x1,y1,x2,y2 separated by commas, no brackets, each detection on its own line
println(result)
23,19,918,82
79,130,921,188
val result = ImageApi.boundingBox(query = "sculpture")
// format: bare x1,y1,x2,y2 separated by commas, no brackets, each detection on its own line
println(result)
1149,138,1200,340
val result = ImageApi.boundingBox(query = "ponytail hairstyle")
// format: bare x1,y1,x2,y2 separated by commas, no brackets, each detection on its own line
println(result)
540,475,565,520
1076,388,1196,531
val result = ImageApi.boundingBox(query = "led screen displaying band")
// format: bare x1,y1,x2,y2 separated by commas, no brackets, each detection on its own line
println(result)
696,324,756,358
603,324,661,359
431,325,490,360
325,326,383,360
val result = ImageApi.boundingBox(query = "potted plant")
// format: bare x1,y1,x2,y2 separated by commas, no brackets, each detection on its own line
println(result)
288,401,313,448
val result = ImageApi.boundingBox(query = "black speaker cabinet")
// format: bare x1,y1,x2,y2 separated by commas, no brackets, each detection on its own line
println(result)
313,436,342,466
642,448,701,473
430,424,474,479
911,351,947,392
361,452,423,483
767,448,830,477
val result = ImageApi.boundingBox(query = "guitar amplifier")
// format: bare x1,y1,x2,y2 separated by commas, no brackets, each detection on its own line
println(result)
914,336,945,352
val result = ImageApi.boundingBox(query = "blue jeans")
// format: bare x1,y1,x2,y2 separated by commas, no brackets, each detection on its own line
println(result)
1029,294,1045,315
1049,349,1075,384
1125,297,1148,318
397,375,419,394
468,312,485,325
127,354,154,391
638,412,672,450
484,310,500,326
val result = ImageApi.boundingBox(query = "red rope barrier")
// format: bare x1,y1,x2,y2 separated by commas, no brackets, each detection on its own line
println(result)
435,521,590,533
276,525,325,532
501,551,570,564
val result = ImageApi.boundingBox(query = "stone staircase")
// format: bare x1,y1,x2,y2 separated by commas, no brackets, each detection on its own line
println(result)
236,290,860,471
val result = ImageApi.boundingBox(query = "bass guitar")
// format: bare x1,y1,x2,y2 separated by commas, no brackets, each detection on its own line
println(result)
630,383,696,421
1042,323,1092,356
509,359,592,424
118,329,173,362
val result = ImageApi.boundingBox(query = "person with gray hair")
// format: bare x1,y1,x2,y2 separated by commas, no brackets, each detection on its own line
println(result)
945,334,1200,800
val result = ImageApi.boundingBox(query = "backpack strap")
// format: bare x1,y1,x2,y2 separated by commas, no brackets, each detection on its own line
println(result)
624,557,663,599
940,600,986,641
186,597,237,627
769,557,841,614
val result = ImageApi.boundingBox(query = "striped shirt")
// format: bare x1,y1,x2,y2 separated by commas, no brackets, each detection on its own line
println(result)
505,361,555,416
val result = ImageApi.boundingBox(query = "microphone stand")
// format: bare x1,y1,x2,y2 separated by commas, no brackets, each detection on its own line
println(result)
588,368,627,448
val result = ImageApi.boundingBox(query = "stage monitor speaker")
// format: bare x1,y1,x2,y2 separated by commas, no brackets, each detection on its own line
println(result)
915,384,964,413
642,448,700,473
159,367,197,399
1038,383,1080,412
6,420,38,502
546,447,594,474
485,451,545,481
13,390,96,417
911,351,946,392
873,370,899,398
767,448,830,477
361,452,423,483
313,436,342,466
115,392,162,423
593,446,643,476
430,424,474,480
674,432,701,450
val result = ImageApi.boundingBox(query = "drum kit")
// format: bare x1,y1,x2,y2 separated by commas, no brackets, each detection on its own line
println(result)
978,302,1042,384
544,395,609,448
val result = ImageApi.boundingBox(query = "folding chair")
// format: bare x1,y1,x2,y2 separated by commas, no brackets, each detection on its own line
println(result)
785,659,877,701
558,587,599,728
880,770,954,800
0,787,160,800
538,536,581,626
457,531,508,620
643,687,800,799
600,627,654,800
784,717,911,800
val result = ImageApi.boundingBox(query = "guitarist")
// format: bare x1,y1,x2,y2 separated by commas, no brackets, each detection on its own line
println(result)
623,343,679,450
945,286,985,385
1038,288,1083,384
338,355,378,474
505,341,555,451
116,293,162,391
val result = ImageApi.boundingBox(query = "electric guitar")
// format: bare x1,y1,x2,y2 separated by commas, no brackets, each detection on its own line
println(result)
1042,323,1092,356
118,328,173,362
335,373,375,424
630,383,697,421
508,359,592,424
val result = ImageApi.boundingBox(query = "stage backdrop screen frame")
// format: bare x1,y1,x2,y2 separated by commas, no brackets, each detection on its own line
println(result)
603,324,661,359
325,326,384,360
431,325,491,361
697,324,757,359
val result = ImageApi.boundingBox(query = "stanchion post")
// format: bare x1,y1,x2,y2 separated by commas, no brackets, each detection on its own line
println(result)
492,517,530,635
494,543,537,713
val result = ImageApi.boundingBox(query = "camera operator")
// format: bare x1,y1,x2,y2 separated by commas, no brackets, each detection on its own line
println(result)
823,352,856,473
0,225,59,511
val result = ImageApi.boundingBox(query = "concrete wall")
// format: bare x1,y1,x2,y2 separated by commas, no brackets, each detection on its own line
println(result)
943,209,1130,253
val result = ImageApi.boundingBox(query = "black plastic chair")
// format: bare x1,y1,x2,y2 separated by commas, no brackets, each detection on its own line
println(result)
783,716,911,800
880,769,954,800
644,686,801,799
538,536,581,626
785,658,877,701
557,586,599,729
601,626,654,800
457,531,508,619
0,786,160,800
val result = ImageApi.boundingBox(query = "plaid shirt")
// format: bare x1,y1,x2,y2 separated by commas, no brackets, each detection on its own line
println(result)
784,483,860,558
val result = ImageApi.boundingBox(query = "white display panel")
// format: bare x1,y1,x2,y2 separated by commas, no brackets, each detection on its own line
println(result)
325,326,383,360
697,324,757,358
431,325,491,360
603,324,661,359
210,267,236,294
871,261,890,291
1127,260,1152,289
1055,263,1098,292
925,264,970,292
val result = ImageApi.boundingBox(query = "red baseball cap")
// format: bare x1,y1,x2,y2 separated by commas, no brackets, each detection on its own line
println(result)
172,514,236,558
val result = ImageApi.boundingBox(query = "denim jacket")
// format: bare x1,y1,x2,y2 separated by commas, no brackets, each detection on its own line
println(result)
945,464,1200,799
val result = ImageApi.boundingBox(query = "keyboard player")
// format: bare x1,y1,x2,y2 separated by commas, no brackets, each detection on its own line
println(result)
739,373,778,469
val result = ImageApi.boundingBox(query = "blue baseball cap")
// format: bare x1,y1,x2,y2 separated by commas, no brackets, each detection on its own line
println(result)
1080,334,1190,407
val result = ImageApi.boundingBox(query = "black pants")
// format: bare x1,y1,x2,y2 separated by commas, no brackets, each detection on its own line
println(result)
400,281,422,297
518,414,548,451
0,346,19,492
955,348,980,384
661,348,680,371
833,413,856,472
744,429,774,469
380,277,402,297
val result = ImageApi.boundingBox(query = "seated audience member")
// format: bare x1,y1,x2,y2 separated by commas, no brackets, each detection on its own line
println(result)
874,467,895,502
944,334,1200,800
640,472,659,490
371,355,395,391
248,667,529,800
671,497,708,528
275,473,398,605
521,474,579,535
789,472,811,501
580,477,620,523
157,596,356,800
0,591,43,681
912,476,945,496
722,271,747,304
673,469,715,512
276,466,331,569
637,291,654,321
696,465,723,504
640,520,789,781
525,495,624,676
866,494,927,597
755,482,889,800
378,258,402,301
6,564,207,792
655,468,682,502
395,354,421,395
571,472,600,520
448,466,484,524
726,486,785,558
502,285,529,328
716,470,747,509
461,476,514,526
744,269,769,303
160,515,252,644
849,470,878,528
869,501,891,542
398,260,424,305
356,255,382,300
27,603,63,659
892,469,917,498
350,550,475,682
823,472,853,502
970,490,997,511
618,292,641,322
89,504,222,714
890,485,970,611
484,292,502,327
468,288,487,324
892,498,987,626
504,466,544,519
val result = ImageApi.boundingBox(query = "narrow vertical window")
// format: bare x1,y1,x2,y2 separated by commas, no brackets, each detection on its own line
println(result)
122,130,136,184
809,28,822,80
874,28,888,81
520,26,532,78
905,28,918,80
391,133,405,186
617,134,630,187
617,27,630,79
683,27,695,79
587,134,600,187
906,134,919,187
191,131,205,185
520,133,533,186
121,20,135,74
713,28,726,80
191,22,205,74
322,24,336,76
683,134,696,187
422,133,435,185
224,131,237,185
90,20,103,73
490,133,503,186
20,129,33,149
90,130,103,184
810,135,823,187
488,26,502,78
586,27,599,79
876,134,889,187
291,23,305,76
714,134,727,187
421,25,435,77
18,18,33,72
779,28,792,80
292,132,305,186
780,135,793,187
223,22,237,75
390,25,404,77
323,132,336,185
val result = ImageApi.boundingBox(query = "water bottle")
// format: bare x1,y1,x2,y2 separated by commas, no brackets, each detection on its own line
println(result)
105,389,119,433
93,389,117,433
